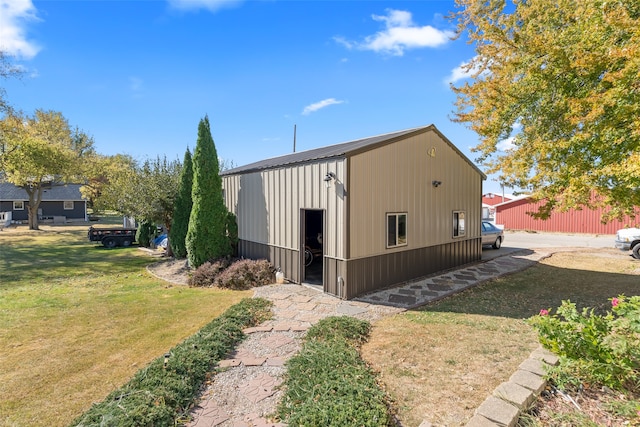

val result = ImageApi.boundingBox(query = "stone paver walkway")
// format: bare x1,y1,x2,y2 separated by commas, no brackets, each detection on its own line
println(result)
186,250,550,427
354,250,549,308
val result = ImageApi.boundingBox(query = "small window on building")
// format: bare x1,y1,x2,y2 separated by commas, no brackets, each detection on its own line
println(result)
453,211,466,238
387,213,407,248
13,201,24,210
63,201,74,210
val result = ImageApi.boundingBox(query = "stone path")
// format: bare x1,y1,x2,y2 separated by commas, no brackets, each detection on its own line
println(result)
186,250,551,427
354,250,550,308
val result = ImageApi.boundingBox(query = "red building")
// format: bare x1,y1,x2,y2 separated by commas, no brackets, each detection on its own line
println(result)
482,192,514,206
493,195,640,235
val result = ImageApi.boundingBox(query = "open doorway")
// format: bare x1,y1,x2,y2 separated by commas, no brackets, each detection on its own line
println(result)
302,209,324,288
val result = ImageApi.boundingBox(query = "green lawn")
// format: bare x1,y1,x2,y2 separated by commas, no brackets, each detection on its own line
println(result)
0,225,250,427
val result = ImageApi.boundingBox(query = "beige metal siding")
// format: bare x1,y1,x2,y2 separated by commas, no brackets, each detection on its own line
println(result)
348,129,483,259
222,158,347,260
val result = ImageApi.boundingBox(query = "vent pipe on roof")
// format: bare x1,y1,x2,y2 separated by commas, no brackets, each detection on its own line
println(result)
293,124,297,152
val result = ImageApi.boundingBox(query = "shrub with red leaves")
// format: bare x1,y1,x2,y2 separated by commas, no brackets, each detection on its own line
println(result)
215,259,275,290
188,257,233,287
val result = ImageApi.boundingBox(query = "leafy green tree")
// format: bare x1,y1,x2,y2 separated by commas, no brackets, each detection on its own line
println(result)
80,153,137,213
79,153,138,214
186,116,231,267
169,148,193,258
0,110,93,229
451,0,640,219
94,155,181,235
137,156,181,234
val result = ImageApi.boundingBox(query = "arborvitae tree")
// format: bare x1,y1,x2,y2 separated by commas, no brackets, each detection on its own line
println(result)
186,116,232,267
169,148,193,258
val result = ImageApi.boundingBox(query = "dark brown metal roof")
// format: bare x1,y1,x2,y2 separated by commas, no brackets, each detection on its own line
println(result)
221,124,486,179
221,126,429,176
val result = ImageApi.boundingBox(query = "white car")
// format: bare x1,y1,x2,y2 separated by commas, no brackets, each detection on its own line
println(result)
481,221,504,249
615,228,640,259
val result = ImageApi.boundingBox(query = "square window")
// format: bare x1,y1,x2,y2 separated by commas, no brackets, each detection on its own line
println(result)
453,211,466,238
386,213,407,248
63,201,74,210
13,201,24,210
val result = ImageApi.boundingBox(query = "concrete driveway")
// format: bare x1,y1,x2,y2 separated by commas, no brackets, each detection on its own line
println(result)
481,231,617,261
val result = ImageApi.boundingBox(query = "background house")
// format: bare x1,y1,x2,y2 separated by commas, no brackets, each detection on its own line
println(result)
0,182,87,225
221,125,486,299
494,193,640,234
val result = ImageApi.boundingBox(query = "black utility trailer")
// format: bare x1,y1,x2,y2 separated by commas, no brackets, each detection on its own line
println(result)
88,226,137,248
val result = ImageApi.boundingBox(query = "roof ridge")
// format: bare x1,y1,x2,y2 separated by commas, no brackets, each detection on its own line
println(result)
221,125,433,176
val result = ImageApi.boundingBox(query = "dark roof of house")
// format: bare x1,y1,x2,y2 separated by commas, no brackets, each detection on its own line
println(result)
0,182,85,201
221,124,486,178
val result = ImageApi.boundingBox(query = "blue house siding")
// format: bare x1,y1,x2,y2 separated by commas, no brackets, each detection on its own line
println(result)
39,201,86,219
0,183,87,222
0,201,27,220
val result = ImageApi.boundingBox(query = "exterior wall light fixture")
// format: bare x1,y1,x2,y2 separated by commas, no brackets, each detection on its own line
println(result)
324,172,336,188
432,180,442,188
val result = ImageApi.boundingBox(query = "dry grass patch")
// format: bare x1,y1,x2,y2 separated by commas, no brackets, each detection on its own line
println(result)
361,249,640,426
363,311,536,426
0,225,250,427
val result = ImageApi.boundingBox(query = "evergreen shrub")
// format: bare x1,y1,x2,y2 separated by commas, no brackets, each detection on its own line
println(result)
136,220,155,248
277,316,393,426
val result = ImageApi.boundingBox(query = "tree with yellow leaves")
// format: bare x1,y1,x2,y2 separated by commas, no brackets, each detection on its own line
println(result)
0,110,94,229
451,0,640,220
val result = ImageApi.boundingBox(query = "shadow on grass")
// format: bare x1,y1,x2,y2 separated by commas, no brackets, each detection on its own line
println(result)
415,255,640,320
0,229,152,286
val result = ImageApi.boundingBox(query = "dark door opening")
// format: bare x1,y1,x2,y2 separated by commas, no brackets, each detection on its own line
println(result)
302,209,324,287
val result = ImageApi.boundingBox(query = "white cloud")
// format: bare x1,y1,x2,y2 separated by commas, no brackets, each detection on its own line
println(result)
445,56,493,85
167,0,243,12
335,9,452,56
445,60,474,85
0,0,40,59
302,98,344,115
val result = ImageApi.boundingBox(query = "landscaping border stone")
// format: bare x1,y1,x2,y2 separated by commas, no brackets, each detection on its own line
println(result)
460,346,558,427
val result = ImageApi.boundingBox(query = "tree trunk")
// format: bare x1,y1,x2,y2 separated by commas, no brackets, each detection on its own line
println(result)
25,185,43,230
165,222,173,257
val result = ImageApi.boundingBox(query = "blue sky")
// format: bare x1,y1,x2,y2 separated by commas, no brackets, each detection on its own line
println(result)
1,0,506,194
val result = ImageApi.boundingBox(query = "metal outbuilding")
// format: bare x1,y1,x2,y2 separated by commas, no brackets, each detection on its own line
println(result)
221,125,486,299
494,194,640,235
